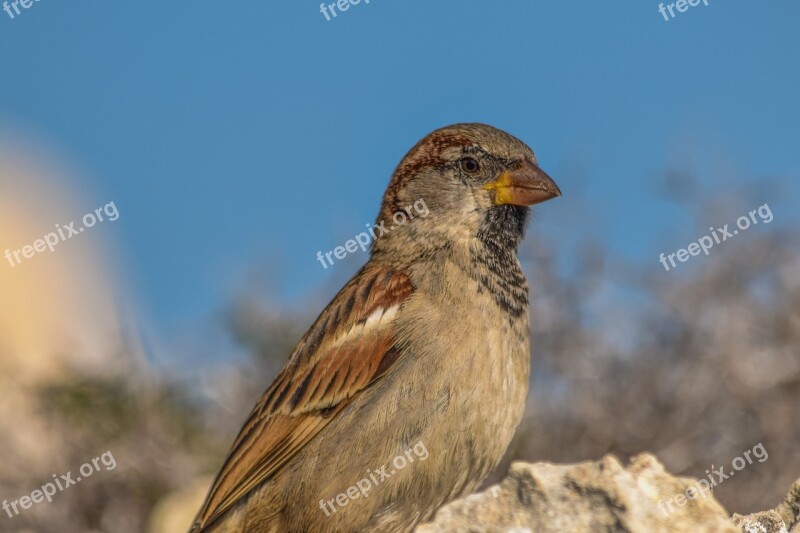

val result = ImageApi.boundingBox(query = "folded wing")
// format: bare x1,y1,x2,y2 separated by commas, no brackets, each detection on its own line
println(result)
192,266,414,531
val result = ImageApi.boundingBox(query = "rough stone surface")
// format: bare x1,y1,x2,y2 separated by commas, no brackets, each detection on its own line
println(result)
733,510,789,533
415,454,800,533
733,480,800,533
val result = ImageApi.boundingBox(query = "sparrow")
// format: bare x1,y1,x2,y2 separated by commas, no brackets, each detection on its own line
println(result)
190,123,561,533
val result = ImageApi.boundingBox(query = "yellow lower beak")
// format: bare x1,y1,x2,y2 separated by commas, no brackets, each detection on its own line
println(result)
484,161,561,206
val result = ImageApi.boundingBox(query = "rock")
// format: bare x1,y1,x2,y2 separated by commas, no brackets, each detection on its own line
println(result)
416,454,800,533
733,480,800,533
732,510,788,533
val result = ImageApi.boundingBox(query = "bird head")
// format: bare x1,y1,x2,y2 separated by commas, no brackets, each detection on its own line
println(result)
372,123,560,260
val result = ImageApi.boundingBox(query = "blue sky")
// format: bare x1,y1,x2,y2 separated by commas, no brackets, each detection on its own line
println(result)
1,1,798,334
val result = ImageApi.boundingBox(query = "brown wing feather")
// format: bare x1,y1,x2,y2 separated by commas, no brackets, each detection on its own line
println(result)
192,266,414,531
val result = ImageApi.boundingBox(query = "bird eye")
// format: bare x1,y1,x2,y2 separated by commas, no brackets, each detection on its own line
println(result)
459,157,480,173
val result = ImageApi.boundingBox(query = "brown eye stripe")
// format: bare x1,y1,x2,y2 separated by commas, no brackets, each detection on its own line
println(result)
394,133,473,178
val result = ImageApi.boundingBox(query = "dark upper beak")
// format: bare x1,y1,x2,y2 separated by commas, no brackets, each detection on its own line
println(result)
484,160,561,207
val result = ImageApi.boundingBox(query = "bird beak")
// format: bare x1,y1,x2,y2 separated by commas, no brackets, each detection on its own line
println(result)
484,161,561,206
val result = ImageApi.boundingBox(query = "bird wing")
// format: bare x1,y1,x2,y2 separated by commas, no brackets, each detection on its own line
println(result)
192,266,415,531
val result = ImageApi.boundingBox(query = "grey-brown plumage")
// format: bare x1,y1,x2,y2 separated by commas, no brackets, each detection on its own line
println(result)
190,123,561,533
